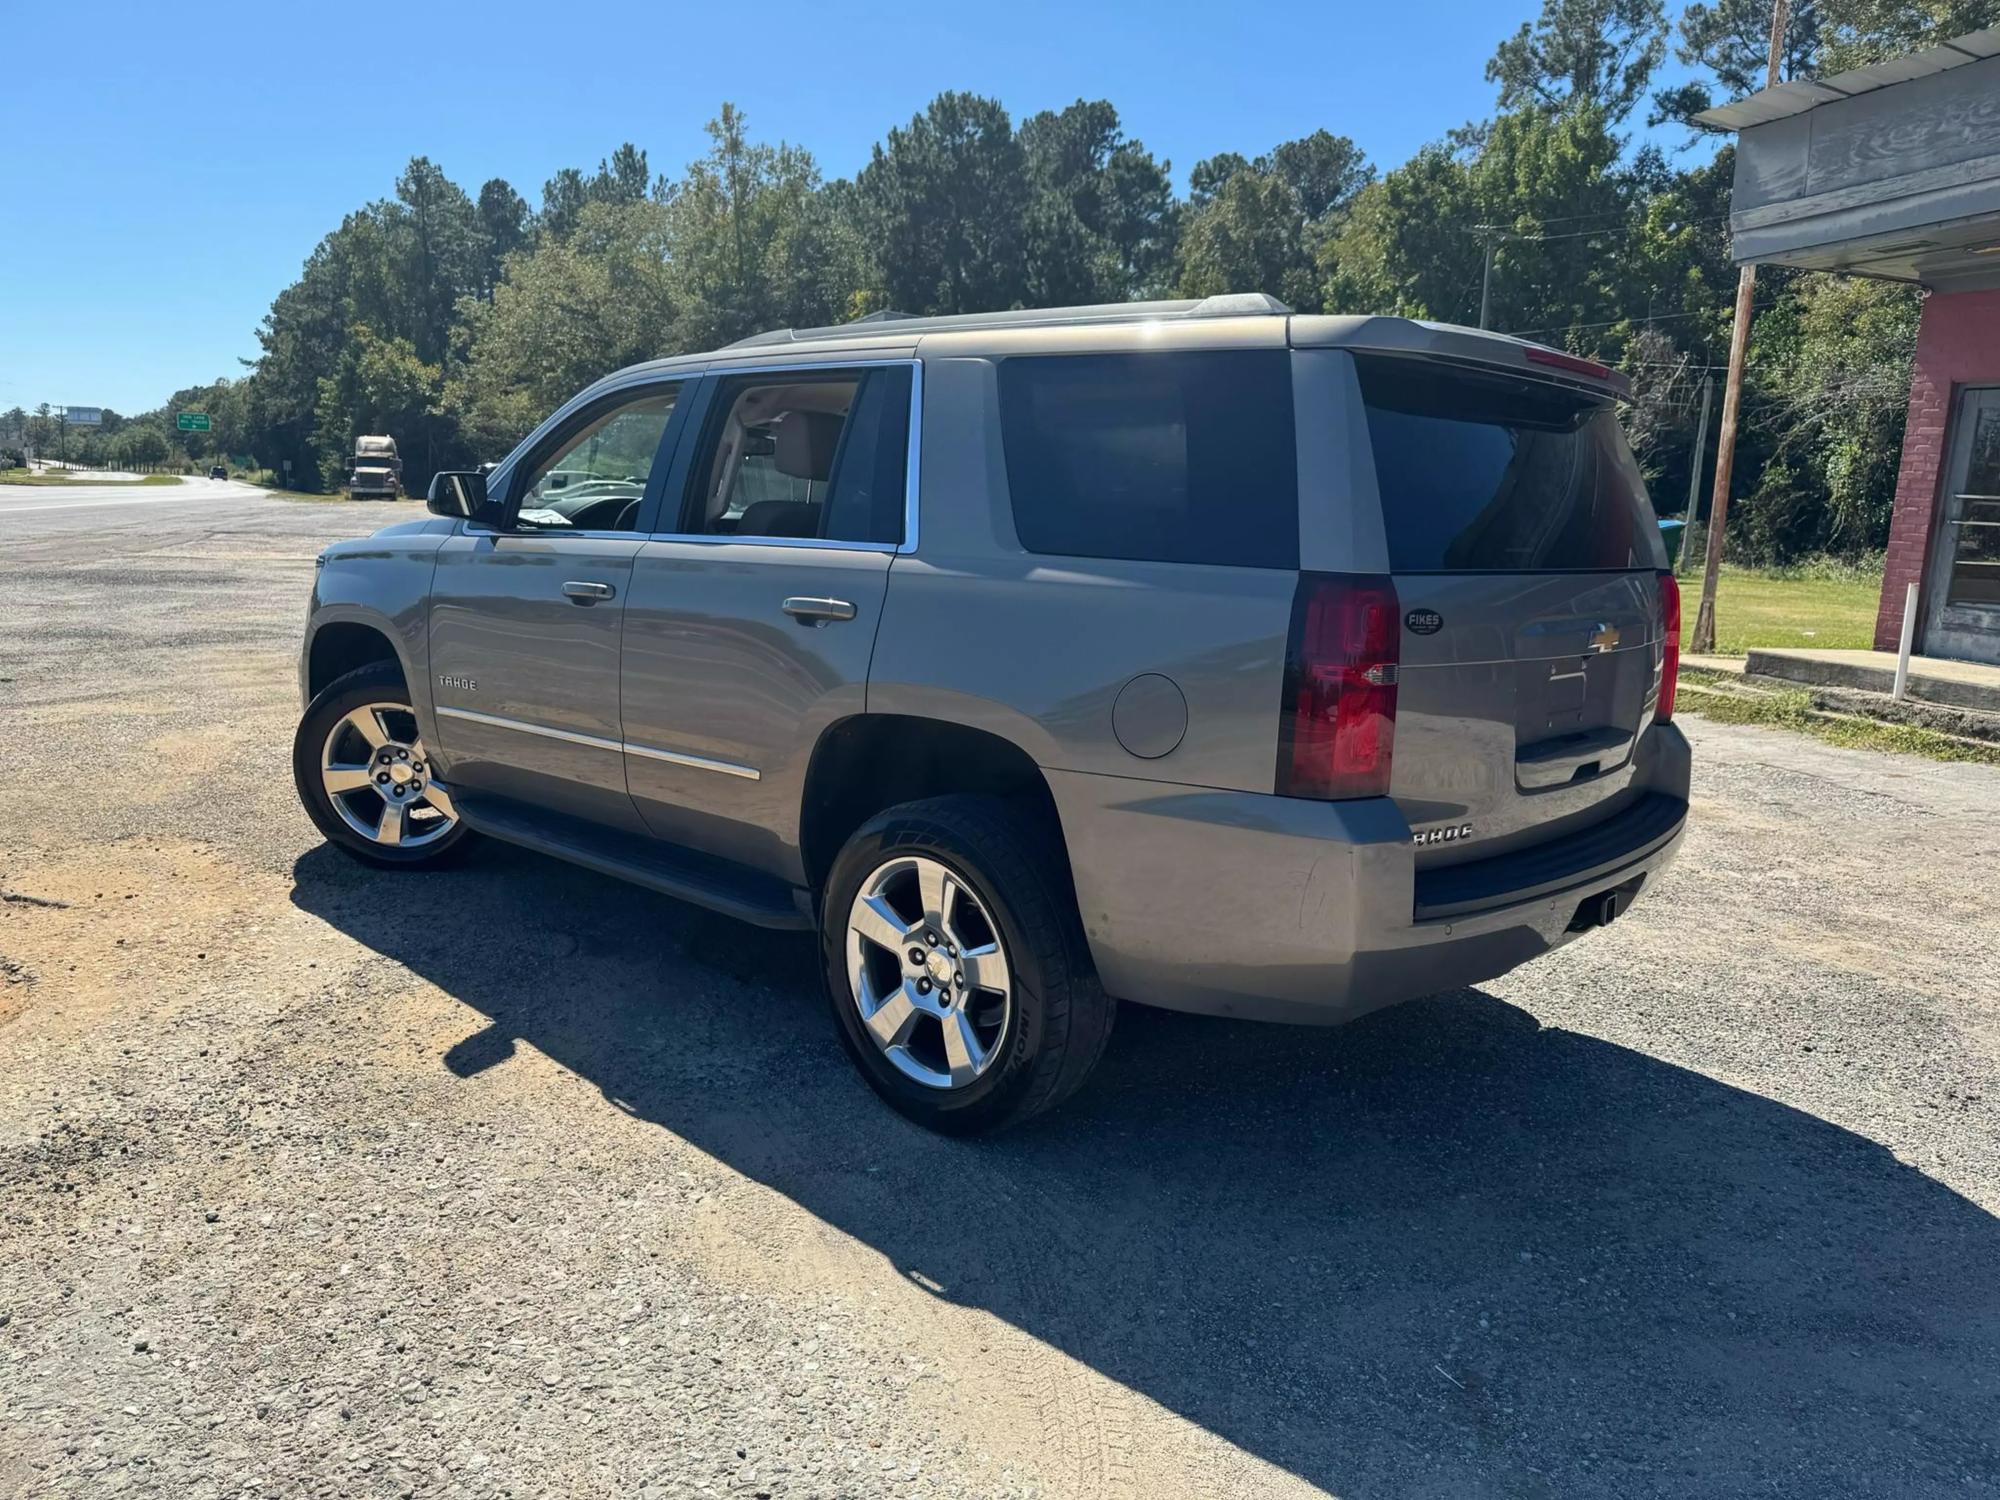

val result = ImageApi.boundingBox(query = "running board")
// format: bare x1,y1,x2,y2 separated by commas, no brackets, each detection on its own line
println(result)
452,791,812,931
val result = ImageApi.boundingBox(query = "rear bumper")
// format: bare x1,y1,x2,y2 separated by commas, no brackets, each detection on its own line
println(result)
1047,723,1690,1025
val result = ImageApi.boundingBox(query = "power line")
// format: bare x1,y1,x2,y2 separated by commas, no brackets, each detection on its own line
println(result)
1470,215,1728,246
1496,204,1729,230
1509,293,1782,342
1511,308,1712,339
1513,217,1728,244
1499,205,1644,229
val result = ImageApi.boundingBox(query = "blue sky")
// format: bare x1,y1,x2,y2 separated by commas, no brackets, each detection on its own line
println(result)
0,0,1714,416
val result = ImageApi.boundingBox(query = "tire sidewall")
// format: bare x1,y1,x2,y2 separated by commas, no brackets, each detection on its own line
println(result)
292,664,469,868
821,809,1055,1132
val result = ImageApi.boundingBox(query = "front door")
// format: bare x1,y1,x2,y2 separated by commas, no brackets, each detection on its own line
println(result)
429,381,688,830
1924,387,2000,665
620,362,915,880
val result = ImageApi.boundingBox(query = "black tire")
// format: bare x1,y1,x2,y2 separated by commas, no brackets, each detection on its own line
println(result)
821,795,1115,1135
292,660,472,869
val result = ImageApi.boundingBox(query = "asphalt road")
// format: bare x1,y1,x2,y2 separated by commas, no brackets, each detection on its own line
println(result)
2,491,1997,1498
0,474,254,523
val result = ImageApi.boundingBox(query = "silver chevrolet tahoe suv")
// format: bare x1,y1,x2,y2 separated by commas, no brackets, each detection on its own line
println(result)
292,294,1690,1133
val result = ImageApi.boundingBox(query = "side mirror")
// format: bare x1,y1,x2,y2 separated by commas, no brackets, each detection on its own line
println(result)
428,470,492,521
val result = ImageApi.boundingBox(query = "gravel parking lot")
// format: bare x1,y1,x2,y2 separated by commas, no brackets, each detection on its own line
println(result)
3,490,1998,1498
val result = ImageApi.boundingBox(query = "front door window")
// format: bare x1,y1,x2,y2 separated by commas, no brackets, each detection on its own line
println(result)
514,387,681,533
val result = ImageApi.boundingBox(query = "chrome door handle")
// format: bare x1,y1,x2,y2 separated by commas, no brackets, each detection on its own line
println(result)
562,580,616,603
782,596,857,624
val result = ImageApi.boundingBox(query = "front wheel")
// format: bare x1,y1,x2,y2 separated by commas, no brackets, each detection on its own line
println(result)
821,796,1114,1134
292,661,471,867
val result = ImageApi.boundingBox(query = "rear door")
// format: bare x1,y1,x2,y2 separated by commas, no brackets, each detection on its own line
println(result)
1352,354,1669,865
618,361,916,880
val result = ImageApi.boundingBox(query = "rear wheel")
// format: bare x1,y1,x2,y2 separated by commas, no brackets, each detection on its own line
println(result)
821,796,1113,1134
292,661,470,868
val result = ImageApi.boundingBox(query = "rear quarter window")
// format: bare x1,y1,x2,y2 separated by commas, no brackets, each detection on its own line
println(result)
1358,355,1666,573
997,350,1298,569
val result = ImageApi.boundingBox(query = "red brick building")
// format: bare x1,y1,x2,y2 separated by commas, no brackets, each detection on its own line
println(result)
1701,29,2000,666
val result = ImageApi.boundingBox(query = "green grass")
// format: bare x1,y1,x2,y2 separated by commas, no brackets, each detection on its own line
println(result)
1673,561,1987,767
1677,668,2000,765
261,486,378,503
1678,563,1881,655
0,470,183,487
260,486,411,506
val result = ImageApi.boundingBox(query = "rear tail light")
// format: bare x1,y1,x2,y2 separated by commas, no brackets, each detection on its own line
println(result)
1657,570,1681,722
1277,573,1400,799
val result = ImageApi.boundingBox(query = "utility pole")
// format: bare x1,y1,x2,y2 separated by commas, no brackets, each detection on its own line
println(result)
1476,228,1499,330
1689,0,1789,654
1677,375,1715,579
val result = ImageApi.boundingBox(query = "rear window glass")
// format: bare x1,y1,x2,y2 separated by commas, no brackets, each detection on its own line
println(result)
1358,356,1665,572
997,350,1298,569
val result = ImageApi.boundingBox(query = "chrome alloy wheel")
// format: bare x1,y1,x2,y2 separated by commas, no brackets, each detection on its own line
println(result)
319,702,459,849
845,855,1012,1090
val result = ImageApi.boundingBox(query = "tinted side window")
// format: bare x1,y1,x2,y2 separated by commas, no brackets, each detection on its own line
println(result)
689,375,856,539
682,367,909,545
822,367,911,546
997,351,1298,569
1358,356,1666,573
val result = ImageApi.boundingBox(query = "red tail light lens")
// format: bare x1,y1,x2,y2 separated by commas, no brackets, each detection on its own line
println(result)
1657,570,1681,722
1278,573,1400,799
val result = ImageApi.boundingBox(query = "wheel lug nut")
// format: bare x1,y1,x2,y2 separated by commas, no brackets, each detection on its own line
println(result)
925,930,939,946
908,947,926,966
375,772,390,785
916,978,931,994
955,973,965,987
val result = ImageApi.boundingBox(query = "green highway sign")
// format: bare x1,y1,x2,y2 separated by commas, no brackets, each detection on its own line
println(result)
176,412,211,432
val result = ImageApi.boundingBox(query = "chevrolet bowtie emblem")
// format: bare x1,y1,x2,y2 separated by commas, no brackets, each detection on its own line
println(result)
1586,621,1621,654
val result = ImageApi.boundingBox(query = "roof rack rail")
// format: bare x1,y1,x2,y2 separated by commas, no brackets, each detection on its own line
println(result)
724,309,917,348
723,293,1292,350
1187,292,1291,317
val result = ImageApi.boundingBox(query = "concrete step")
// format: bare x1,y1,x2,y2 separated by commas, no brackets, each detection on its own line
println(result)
1743,648,2000,719
1681,653,1746,676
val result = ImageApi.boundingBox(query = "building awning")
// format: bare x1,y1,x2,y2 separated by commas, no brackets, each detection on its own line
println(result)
1699,28,2000,288
1694,27,2000,130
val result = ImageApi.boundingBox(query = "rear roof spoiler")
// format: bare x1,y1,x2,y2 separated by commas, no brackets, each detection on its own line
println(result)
1289,314,1632,401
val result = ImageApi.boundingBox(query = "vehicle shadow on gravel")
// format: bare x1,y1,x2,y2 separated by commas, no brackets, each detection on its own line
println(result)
292,842,2000,1497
